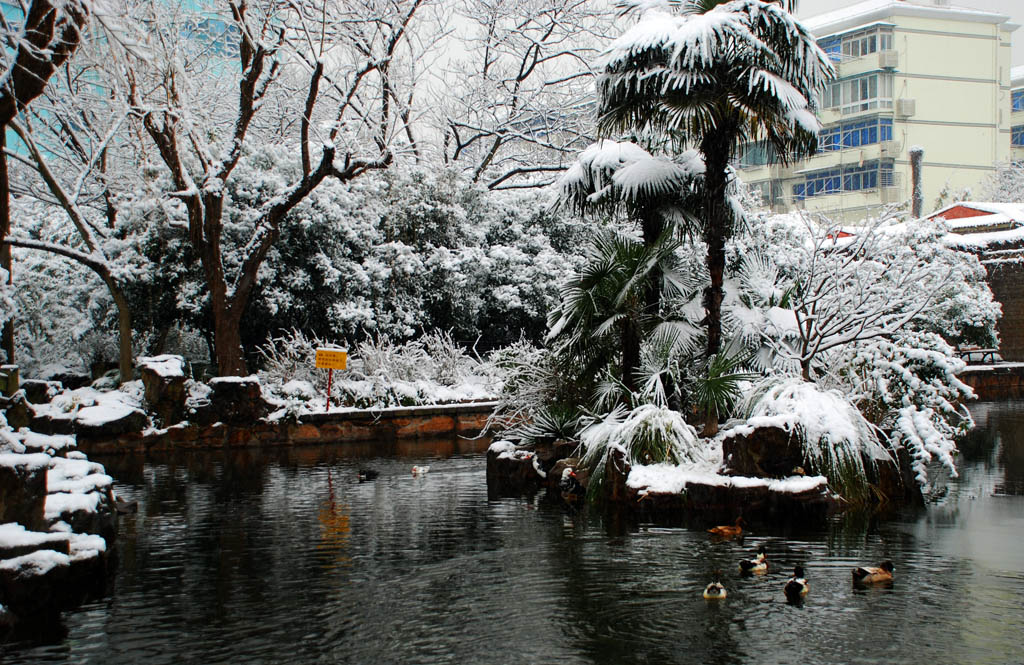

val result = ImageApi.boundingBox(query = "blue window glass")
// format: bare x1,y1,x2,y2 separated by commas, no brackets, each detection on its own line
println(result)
1013,91,1024,113
880,118,893,141
1013,125,1024,147
819,37,841,63
793,183,806,201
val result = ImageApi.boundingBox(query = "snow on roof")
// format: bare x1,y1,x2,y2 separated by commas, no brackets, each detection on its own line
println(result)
930,201,1024,220
944,225,1024,249
1012,65,1024,88
804,0,1012,38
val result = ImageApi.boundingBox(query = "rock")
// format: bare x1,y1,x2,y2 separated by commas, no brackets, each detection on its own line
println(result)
721,425,806,478
138,355,188,426
20,380,60,405
0,392,33,430
0,453,49,531
73,404,149,438
486,442,545,497
191,376,271,426
0,524,71,560
40,370,91,390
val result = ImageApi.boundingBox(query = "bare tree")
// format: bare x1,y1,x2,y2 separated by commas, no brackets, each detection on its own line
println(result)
0,0,91,363
109,0,430,376
438,0,611,190
764,214,955,381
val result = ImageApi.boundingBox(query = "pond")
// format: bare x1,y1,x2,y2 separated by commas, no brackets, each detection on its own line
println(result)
6,401,1024,665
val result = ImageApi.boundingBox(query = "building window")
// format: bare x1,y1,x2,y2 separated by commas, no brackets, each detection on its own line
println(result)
824,73,894,115
1014,91,1024,113
819,118,893,151
793,161,895,200
1013,125,1024,147
818,26,893,63
819,36,841,62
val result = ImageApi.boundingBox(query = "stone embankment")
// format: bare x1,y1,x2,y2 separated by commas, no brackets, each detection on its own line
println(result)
0,424,117,638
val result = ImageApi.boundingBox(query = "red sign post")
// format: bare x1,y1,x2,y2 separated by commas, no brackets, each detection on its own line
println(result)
314,348,348,412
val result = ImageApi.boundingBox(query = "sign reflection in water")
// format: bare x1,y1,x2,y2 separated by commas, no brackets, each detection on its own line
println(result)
6,407,1024,665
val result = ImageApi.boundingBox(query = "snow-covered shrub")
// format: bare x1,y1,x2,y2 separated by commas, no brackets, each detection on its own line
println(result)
735,378,891,501
256,328,326,389
826,331,971,489
578,404,703,502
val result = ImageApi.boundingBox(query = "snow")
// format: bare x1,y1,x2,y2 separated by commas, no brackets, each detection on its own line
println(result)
75,403,140,427
137,354,186,378
21,431,76,454
0,549,70,577
627,462,828,496
0,523,69,550
68,532,107,562
45,491,104,521
209,375,261,385
0,452,52,471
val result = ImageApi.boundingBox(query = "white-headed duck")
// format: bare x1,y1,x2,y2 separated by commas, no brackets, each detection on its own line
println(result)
784,565,809,599
708,517,744,538
703,571,727,600
852,560,894,585
739,544,767,574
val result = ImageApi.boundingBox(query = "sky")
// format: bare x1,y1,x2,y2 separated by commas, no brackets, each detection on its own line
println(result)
797,0,1024,67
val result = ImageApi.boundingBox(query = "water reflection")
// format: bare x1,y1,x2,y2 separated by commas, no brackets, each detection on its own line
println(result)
5,407,1024,665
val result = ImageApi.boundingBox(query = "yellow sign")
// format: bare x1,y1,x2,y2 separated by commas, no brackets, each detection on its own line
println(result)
315,348,348,370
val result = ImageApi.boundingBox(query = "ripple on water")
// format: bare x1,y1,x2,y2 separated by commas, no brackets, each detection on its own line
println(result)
5,411,1024,665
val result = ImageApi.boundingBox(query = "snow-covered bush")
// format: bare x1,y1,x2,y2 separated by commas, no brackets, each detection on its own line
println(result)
826,331,972,490
734,378,891,501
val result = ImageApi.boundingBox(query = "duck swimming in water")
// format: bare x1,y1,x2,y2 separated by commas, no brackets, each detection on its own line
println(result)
784,565,809,600
708,517,744,538
703,571,727,600
852,560,894,585
357,469,379,482
411,465,431,476
739,544,767,574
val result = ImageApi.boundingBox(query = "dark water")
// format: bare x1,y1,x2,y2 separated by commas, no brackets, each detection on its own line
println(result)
6,402,1024,665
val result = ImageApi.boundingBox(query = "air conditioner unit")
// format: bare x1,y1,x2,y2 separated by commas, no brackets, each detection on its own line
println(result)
879,140,899,156
896,98,916,117
878,50,899,69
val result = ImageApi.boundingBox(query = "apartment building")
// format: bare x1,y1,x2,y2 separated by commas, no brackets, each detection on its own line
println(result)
1012,65,1024,162
738,0,1017,222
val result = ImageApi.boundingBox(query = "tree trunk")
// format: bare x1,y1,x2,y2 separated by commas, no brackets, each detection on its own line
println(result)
700,129,735,360
0,130,13,364
108,281,134,385
211,293,246,376
621,318,640,395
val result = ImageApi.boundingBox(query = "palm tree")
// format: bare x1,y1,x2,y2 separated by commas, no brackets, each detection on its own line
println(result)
597,0,833,375
553,139,701,398
547,229,689,395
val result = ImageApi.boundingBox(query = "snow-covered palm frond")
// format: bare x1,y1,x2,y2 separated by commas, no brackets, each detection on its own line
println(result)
734,377,890,501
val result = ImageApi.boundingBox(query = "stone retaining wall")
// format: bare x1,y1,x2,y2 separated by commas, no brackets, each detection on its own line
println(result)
76,402,497,455
959,364,1024,400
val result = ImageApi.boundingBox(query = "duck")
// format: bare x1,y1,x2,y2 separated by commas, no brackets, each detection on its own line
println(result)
411,465,431,476
559,468,585,504
784,565,809,600
114,495,138,515
708,517,744,538
852,560,894,585
357,469,379,482
739,544,768,574
703,571,727,600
